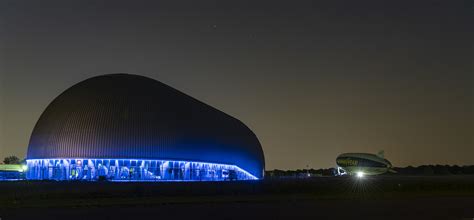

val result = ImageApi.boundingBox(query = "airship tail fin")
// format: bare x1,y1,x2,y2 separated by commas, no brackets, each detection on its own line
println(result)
377,150,385,158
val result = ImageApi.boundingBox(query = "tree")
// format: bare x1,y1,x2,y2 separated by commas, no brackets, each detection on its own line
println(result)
3,156,20,164
422,165,434,175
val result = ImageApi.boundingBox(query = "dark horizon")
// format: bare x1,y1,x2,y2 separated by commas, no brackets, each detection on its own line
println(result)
1,0,472,170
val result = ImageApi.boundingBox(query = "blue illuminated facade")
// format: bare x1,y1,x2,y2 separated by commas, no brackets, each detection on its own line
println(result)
26,74,265,181
26,159,257,181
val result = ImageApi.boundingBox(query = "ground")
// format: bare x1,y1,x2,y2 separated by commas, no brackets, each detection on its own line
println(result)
1,175,474,220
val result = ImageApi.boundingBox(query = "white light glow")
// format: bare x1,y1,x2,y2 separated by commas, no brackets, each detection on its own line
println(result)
356,171,364,178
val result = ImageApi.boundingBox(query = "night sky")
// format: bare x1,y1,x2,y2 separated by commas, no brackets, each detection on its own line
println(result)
0,0,472,169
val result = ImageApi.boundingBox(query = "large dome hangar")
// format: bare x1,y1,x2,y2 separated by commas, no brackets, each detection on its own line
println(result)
26,73,265,181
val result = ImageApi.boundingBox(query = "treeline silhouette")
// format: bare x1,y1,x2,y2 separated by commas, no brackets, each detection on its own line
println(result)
392,165,474,175
265,165,474,178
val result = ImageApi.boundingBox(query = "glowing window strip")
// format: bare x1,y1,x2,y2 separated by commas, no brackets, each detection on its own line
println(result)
26,158,259,180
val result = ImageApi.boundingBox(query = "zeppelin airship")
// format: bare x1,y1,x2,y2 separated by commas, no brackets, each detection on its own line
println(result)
336,151,395,177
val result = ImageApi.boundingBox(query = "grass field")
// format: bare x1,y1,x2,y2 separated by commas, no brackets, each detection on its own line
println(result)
1,175,474,219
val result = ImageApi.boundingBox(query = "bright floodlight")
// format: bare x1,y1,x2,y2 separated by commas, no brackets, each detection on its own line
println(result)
356,171,364,178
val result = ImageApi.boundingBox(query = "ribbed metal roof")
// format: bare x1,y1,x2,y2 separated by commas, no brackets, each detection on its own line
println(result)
27,74,265,178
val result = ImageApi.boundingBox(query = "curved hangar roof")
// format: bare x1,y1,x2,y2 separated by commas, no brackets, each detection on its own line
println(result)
27,74,265,178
